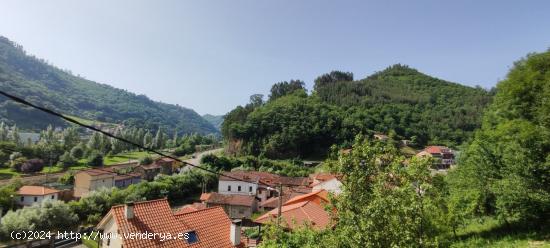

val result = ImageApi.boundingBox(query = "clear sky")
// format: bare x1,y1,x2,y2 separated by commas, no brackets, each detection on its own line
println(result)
1,1,549,115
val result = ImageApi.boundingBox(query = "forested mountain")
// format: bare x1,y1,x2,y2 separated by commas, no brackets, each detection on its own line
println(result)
223,65,493,158
202,114,224,131
0,36,218,135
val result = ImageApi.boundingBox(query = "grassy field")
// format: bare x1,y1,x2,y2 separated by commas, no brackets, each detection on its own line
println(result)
103,151,152,165
82,231,100,248
451,217,550,247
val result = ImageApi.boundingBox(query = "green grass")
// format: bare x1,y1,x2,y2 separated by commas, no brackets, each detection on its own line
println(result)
0,167,21,180
103,151,152,165
451,217,550,248
82,231,99,248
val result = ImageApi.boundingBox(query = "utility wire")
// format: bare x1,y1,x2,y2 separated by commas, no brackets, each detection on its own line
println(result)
0,90,288,187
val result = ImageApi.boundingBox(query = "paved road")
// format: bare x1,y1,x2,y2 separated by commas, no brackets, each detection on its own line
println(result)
180,148,224,173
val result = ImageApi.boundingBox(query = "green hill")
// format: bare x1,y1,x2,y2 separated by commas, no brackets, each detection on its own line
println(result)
202,114,224,130
222,65,493,158
0,36,218,135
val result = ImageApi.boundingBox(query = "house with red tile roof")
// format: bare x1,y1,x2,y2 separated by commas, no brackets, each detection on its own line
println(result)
96,198,243,248
16,186,60,206
255,190,333,230
176,202,208,214
200,192,257,219
416,146,455,169
74,168,141,198
218,170,308,205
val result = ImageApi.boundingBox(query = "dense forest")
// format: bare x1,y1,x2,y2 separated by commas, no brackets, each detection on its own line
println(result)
222,65,493,159
0,36,218,135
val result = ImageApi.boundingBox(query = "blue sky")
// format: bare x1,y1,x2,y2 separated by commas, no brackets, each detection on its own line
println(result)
1,0,549,115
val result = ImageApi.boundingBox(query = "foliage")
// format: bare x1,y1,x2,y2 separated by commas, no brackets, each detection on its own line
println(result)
223,65,491,158
0,200,79,240
201,154,313,177
19,158,44,173
202,114,224,131
58,171,75,184
269,80,306,101
0,179,21,212
0,36,217,134
58,151,76,168
139,156,153,165
449,50,550,226
70,145,84,159
260,137,448,247
86,152,103,167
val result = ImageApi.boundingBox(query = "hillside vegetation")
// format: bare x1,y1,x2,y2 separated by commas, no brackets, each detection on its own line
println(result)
0,36,217,135
223,65,492,159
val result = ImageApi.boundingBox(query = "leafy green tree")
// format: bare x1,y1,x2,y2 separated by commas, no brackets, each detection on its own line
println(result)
143,131,153,148
58,151,76,168
62,127,80,149
139,156,153,165
269,80,305,101
70,145,84,159
449,50,550,226
313,70,353,92
86,152,103,167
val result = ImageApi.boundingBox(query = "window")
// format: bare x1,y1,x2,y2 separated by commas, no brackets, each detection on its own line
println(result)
34,197,37,202
228,185,231,191
238,186,241,192
185,231,199,244
51,195,55,199
249,186,253,192
20,196,24,202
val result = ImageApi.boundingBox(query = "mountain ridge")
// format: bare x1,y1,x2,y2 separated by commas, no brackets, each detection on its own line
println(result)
0,36,218,134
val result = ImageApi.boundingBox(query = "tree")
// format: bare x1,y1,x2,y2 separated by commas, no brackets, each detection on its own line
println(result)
58,152,76,168
153,128,165,149
313,70,353,92
62,127,80,149
9,125,20,146
20,159,45,173
86,152,103,167
268,80,305,101
143,131,153,148
249,94,264,107
70,145,84,159
449,50,550,225
0,122,8,142
87,132,102,151
139,156,153,165
9,156,27,172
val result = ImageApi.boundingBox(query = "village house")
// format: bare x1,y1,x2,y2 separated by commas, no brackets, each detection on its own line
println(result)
416,145,455,169
16,186,59,206
255,190,332,230
218,170,308,205
74,168,141,198
134,157,176,181
373,133,389,141
309,173,343,195
200,192,257,219
96,198,242,248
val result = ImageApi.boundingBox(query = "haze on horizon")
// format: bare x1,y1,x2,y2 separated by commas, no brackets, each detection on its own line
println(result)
1,0,549,115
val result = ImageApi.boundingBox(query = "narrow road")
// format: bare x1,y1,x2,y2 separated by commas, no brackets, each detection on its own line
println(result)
180,148,224,173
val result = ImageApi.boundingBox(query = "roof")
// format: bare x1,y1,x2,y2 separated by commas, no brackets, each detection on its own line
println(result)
156,157,176,163
201,192,256,207
175,207,236,248
139,163,162,170
97,199,237,248
219,170,308,186
423,146,452,154
77,168,116,176
175,203,207,214
260,192,304,209
17,186,59,196
283,190,329,206
255,201,331,230
114,173,141,181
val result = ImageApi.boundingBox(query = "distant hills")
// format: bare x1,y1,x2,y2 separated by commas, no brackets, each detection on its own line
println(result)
202,114,224,131
0,36,218,135
222,65,493,158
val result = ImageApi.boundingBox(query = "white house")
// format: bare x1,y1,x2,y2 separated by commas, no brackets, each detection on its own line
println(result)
16,186,60,206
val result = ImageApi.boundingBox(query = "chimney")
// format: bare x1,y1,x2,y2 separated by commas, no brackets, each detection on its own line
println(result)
230,219,241,246
125,202,134,219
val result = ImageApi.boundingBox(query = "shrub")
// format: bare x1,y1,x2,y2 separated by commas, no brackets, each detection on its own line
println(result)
70,146,84,159
20,159,45,173
87,152,103,167
58,152,76,168
139,156,153,165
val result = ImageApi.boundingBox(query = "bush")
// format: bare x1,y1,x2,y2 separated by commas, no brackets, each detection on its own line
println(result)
70,146,84,159
9,156,27,172
20,159,45,173
58,171,75,185
58,152,76,168
139,156,153,165
87,152,103,167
